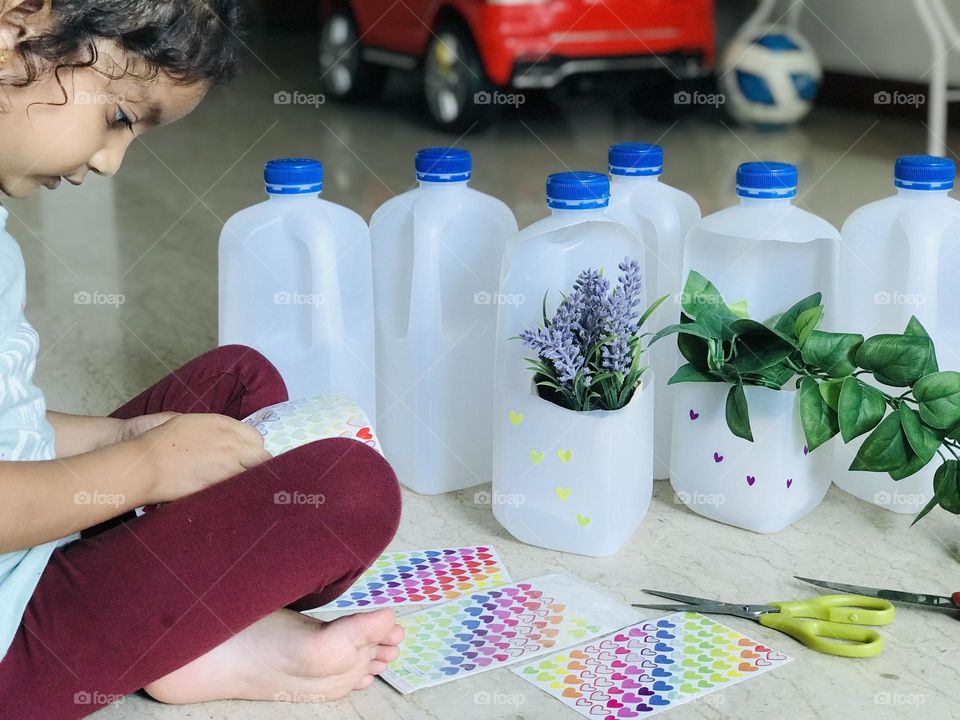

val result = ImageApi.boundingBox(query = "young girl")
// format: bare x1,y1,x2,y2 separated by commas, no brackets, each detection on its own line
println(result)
0,2,404,718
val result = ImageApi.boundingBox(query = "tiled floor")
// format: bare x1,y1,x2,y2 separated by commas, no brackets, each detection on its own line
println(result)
3,29,958,720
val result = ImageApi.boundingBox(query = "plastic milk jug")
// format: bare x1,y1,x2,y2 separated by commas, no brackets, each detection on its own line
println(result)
371,148,517,494
219,158,375,415
492,172,653,556
670,162,841,532
835,155,960,513
606,143,701,480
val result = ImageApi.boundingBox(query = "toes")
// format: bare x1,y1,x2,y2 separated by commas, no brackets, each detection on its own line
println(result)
385,624,405,646
354,674,375,691
374,644,400,664
368,660,388,675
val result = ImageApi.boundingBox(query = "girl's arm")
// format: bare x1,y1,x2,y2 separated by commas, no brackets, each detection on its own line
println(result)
46,411,179,457
0,440,158,553
46,411,124,457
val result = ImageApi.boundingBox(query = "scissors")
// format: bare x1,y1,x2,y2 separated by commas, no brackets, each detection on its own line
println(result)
796,576,960,612
633,589,895,658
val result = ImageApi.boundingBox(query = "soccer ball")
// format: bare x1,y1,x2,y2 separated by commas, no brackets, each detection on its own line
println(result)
719,24,821,127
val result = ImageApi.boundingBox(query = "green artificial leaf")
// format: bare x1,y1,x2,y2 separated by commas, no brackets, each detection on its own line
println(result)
818,378,843,412
855,334,935,387
752,360,797,389
727,319,797,374
913,371,960,430
889,451,930,481
717,362,743,385
648,319,714,347
800,331,864,378
899,404,944,465
913,460,960,524
837,377,886,442
679,271,741,339
668,363,720,384
850,410,911,472
725,383,753,442
773,292,823,339
727,300,750,319
904,315,939,376
794,306,825,348
637,293,672,330
799,376,839,452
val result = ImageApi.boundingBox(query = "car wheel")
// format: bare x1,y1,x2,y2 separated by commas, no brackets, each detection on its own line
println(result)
424,22,498,132
318,8,386,102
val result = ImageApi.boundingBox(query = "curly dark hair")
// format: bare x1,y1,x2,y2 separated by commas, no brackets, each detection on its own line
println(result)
8,0,247,88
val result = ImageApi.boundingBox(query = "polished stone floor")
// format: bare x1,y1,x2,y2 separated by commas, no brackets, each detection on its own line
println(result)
3,30,957,720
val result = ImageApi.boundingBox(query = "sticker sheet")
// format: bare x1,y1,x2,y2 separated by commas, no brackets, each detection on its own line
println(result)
514,611,792,717
241,393,380,457
310,546,511,612
381,573,641,694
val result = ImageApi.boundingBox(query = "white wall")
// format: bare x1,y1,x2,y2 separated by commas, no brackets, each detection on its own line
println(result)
795,0,960,83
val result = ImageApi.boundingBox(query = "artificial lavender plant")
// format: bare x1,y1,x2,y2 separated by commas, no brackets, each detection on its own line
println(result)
519,258,667,412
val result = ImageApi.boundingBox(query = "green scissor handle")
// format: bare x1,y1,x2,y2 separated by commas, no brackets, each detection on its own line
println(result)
771,594,895,626
759,613,884,657
757,594,894,658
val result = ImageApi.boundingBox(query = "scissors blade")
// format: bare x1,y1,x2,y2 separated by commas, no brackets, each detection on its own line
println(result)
640,589,730,606
795,576,956,608
632,602,776,619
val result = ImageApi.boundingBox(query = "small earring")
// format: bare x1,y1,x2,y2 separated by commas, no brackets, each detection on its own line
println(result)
0,51,9,66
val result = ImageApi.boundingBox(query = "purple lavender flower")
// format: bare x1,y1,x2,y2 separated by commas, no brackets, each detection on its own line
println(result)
601,258,643,374
520,292,586,383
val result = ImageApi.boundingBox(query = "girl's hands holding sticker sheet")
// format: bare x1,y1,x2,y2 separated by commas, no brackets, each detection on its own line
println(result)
135,413,271,503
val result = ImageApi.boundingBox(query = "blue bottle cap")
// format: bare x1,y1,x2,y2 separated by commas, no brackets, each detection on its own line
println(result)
608,143,664,176
736,161,798,199
415,147,472,182
264,158,323,194
894,155,955,190
546,171,610,210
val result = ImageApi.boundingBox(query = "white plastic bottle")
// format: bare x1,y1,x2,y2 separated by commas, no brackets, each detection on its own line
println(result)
606,143,701,480
492,172,653,555
835,155,960,513
671,162,841,533
371,148,517,495
219,158,375,415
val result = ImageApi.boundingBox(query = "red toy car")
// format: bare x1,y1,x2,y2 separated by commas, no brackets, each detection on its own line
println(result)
318,0,714,130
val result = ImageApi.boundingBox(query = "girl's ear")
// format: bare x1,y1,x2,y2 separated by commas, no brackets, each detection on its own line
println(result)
0,0,50,60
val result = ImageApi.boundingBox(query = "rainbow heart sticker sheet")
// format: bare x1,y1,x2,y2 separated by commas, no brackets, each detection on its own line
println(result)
380,573,641,694
514,611,791,717
310,546,511,612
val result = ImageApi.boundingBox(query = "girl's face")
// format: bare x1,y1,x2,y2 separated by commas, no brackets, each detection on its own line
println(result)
0,41,209,198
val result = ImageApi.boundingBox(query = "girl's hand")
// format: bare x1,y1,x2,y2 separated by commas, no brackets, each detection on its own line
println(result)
118,412,181,442
134,413,271,503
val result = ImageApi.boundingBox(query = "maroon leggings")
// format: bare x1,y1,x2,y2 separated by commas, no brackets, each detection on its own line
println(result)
0,345,401,720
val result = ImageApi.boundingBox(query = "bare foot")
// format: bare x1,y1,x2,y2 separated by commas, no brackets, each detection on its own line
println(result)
144,608,404,705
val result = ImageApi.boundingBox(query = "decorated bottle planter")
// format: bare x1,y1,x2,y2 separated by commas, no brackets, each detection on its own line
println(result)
669,383,831,533
492,172,660,557
492,375,654,556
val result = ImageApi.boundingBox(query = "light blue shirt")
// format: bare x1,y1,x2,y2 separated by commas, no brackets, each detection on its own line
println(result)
0,205,58,662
